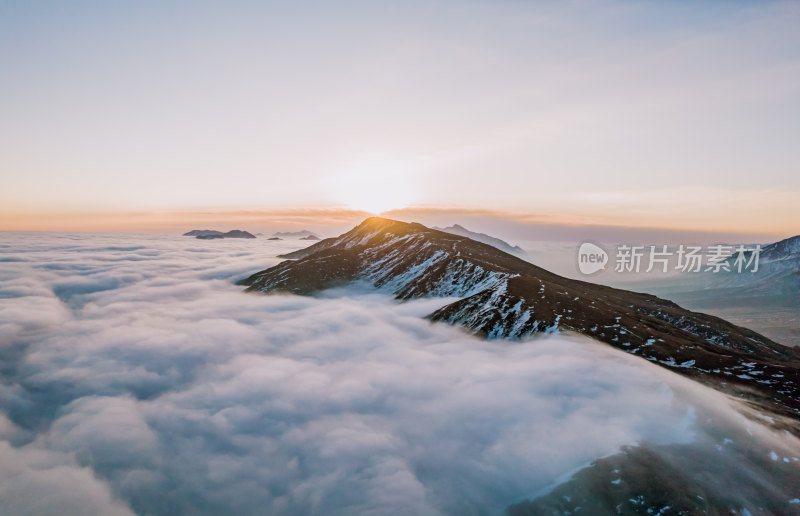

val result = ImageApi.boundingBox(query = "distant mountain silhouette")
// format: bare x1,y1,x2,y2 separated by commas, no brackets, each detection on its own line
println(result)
183,229,255,239
271,230,319,239
433,223,526,256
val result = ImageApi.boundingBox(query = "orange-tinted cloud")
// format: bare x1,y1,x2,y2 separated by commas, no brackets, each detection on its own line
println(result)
2,203,794,245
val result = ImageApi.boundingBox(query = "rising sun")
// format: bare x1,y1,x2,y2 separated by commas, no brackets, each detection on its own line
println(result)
339,187,415,214
332,161,418,214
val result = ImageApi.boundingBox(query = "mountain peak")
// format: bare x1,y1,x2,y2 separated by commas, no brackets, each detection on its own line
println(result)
357,216,394,227
353,216,404,233
277,217,447,261
354,217,427,235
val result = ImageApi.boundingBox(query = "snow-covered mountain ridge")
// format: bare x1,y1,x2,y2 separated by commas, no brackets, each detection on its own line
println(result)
240,217,800,426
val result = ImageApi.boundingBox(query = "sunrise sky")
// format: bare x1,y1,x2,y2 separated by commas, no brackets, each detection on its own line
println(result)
2,0,799,237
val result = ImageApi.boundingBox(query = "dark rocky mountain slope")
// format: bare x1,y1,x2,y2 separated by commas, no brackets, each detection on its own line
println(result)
240,217,800,426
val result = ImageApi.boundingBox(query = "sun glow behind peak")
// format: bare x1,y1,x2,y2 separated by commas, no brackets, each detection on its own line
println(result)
329,160,420,214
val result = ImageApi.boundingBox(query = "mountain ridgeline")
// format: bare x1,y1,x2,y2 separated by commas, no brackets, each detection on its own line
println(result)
712,233,800,301
240,217,800,426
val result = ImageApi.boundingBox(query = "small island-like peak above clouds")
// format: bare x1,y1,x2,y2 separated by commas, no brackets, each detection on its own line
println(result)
183,229,256,239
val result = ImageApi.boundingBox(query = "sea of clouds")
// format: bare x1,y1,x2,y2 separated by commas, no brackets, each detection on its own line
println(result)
0,232,798,515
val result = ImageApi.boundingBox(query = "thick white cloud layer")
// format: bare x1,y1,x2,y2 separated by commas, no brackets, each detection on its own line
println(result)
0,232,798,515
